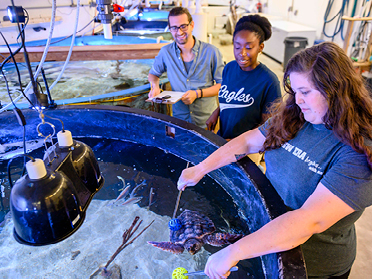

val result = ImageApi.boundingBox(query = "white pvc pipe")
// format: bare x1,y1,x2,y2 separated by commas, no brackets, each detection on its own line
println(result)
188,0,195,14
33,0,56,81
103,23,113,39
49,0,81,90
124,0,141,18
182,0,189,8
195,0,202,14
191,0,207,42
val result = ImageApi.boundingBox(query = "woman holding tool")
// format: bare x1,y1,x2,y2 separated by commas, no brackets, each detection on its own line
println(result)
177,42,372,279
206,15,281,140
168,161,189,231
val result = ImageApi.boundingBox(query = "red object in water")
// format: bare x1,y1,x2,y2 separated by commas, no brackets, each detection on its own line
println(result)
113,4,124,13
256,1,262,13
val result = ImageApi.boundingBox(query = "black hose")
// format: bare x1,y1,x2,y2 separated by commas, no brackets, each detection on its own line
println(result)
322,0,349,41
7,154,35,188
10,0,40,108
0,32,34,106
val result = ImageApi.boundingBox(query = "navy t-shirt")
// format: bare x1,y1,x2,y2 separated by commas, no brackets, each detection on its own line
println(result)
259,121,372,277
218,61,280,139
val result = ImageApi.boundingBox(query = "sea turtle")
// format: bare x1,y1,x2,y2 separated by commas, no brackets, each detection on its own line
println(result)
148,209,243,255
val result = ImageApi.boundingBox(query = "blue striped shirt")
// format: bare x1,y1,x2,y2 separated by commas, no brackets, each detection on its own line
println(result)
149,38,224,127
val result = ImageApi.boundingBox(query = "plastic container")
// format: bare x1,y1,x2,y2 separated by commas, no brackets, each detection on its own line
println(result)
283,37,308,70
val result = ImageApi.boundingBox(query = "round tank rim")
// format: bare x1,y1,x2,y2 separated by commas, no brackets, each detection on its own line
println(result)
0,105,307,278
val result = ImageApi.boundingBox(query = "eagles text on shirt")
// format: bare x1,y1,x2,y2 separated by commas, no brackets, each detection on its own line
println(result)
219,85,254,112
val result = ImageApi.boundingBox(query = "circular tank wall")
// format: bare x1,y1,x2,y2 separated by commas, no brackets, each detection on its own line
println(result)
0,105,307,278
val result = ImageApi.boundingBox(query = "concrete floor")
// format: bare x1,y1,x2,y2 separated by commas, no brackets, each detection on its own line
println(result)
210,38,372,279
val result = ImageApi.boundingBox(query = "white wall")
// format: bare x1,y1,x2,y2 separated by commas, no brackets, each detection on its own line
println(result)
0,0,96,45
1,0,366,51
266,0,363,48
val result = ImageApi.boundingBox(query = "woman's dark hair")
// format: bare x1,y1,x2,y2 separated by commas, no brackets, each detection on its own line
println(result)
168,7,193,24
233,15,272,43
262,41,372,169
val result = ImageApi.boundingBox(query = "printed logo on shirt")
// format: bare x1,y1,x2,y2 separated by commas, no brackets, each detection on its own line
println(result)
282,142,324,175
219,85,254,112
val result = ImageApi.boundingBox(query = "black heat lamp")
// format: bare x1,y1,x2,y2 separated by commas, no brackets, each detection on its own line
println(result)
10,130,105,246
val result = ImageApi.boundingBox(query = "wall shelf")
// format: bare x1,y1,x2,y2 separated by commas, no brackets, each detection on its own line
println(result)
342,16,372,69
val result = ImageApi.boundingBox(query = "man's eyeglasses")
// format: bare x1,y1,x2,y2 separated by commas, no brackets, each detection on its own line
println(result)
169,22,191,32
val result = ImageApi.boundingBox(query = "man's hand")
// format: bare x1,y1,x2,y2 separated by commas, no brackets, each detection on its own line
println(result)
148,84,161,99
181,90,198,105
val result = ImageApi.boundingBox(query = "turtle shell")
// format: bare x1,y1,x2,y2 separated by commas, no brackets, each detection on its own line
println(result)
170,210,215,245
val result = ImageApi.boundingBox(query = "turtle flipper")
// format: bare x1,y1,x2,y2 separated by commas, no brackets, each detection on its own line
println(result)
204,233,243,246
147,241,185,254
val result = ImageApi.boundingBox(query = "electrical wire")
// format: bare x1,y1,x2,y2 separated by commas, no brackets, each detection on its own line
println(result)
37,80,44,94
32,16,97,47
0,46,29,114
1,70,16,108
0,41,24,73
21,125,27,175
66,93,144,105
23,0,56,101
350,1,372,60
7,154,35,188
1,67,28,175
350,21,369,58
43,114,65,132
10,0,41,112
16,8,30,47
49,0,81,90
31,0,56,82
0,93,23,113
38,66,55,107
0,32,34,107
92,3,97,35
0,76,28,174
82,23,102,38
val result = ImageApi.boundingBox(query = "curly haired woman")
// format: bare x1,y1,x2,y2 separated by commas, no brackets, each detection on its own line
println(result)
178,42,372,279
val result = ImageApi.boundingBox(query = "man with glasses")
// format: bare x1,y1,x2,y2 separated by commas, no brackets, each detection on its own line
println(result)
148,7,224,128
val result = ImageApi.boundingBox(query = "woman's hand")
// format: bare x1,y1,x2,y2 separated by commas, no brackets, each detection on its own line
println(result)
204,245,239,279
177,165,205,191
181,90,198,105
206,107,220,131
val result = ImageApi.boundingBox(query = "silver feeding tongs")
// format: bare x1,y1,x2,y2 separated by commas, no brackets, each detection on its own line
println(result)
184,266,239,276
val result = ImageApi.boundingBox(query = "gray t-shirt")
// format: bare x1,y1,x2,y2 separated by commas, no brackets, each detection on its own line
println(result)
184,60,193,74
259,121,372,278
